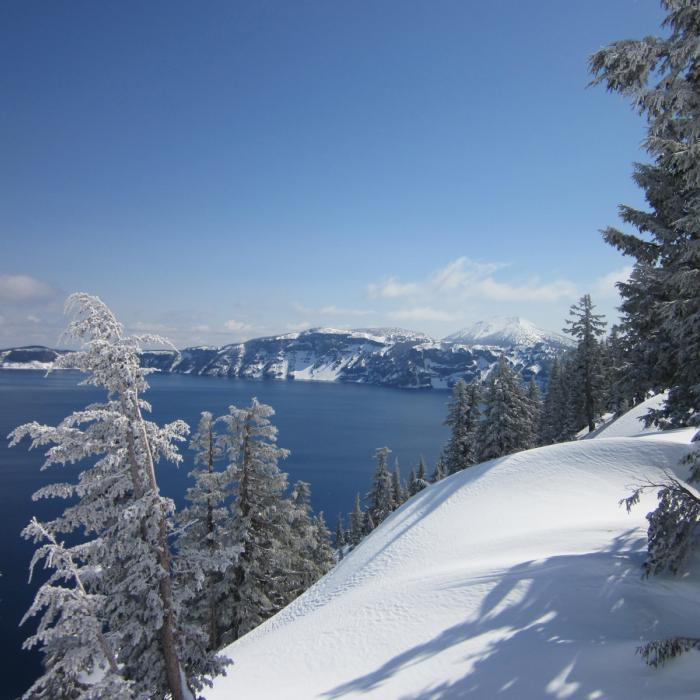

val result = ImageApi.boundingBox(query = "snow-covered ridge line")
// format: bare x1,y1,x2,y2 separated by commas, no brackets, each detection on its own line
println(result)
0,321,567,389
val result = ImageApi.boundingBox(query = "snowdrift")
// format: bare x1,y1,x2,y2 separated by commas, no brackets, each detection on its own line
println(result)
206,424,699,699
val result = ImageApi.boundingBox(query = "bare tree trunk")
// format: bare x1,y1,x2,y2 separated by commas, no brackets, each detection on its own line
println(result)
122,392,185,700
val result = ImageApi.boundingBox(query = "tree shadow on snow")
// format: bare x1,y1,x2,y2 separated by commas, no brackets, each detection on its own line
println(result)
324,529,655,699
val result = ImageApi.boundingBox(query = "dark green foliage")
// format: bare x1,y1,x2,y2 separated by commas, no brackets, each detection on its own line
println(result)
563,295,607,433
367,447,396,526
478,357,535,461
443,380,482,473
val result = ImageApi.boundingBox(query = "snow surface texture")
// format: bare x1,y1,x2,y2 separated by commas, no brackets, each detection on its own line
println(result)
206,410,699,699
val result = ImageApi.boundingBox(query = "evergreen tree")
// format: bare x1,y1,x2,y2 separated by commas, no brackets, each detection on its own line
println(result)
391,458,406,508
335,513,346,549
284,481,334,600
590,1,700,665
564,294,607,433
526,378,542,448
416,456,428,487
431,457,446,483
407,467,419,497
9,295,227,699
367,447,395,526
539,357,570,445
348,493,366,546
443,380,481,474
310,512,336,574
175,412,238,656
604,326,632,417
478,356,534,461
20,518,133,700
590,0,700,429
219,399,292,643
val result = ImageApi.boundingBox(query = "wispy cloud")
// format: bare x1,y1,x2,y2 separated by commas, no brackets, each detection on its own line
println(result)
0,274,55,302
368,257,578,306
293,302,375,317
367,278,420,299
224,319,253,332
391,306,458,322
594,265,633,299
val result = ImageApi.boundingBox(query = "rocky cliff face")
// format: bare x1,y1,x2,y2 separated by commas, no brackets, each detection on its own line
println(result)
1,320,572,390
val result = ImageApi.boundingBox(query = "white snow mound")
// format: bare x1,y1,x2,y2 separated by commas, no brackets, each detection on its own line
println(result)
207,430,700,699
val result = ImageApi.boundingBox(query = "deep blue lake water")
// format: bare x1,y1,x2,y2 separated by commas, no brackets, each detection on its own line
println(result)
0,370,450,699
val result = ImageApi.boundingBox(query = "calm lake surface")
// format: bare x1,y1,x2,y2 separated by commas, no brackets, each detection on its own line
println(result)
0,369,449,699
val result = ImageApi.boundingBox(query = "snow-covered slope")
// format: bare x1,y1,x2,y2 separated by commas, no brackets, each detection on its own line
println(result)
588,394,668,440
206,428,699,699
445,316,573,349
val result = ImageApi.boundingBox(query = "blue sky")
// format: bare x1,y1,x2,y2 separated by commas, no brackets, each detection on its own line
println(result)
1,0,665,347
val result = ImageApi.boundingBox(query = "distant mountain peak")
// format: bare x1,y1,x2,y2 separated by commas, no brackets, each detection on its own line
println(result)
444,317,572,348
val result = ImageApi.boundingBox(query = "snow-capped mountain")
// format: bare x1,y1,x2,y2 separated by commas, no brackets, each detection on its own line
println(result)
444,316,573,349
0,320,569,389
204,399,699,700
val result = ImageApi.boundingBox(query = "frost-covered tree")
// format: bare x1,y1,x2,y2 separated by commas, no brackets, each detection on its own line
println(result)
590,0,700,665
8,294,218,699
526,378,541,448
564,294,607,433
367,447,395,526
335,513,346,549
348,493,366,546
391,459,406,508
590,0,700,429
217,399,291,643
539,357,573,445
478,356,534,461
283,481,334,599
443,380,482,473
309,512,335,574
431,457,445,483
415,456,429,492
175,411,239,655
20,518,133,700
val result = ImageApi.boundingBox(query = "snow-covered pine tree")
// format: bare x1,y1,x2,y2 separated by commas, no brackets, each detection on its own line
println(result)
20,518,133,700
539,357,567,445
589,0,700,430
564,294,607,433
367,447,395,526
175,411,239,658
348,493,366,546
391,458,406,509
526,377,542,448
604,325,633,417
8,294,213,700
284,480,333,600
590,0,700,665
407,467,418,497
217,399,291,643
415,456,429,492
431,457,445,483
443,379,482,474
478,356,534,461
335,513,346,550
310,512,336,574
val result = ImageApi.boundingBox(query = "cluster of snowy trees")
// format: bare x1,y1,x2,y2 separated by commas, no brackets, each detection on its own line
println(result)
439,293,626,474
10,294,334,700
588,0,700,667
336,449,433,552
